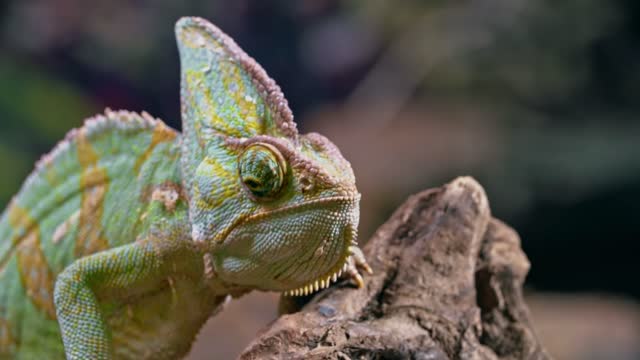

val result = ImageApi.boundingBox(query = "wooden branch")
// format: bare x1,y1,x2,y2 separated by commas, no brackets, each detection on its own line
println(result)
239,177,551,360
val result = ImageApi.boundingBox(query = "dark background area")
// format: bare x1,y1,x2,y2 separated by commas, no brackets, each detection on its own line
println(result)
1,1,639,358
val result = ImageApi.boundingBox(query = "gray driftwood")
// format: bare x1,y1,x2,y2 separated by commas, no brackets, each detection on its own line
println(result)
239,177,550,360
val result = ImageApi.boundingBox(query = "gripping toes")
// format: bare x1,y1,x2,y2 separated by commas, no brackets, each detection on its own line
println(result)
344,245,373,288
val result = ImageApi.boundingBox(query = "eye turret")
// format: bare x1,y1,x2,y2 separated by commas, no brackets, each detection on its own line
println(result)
238,143,287,200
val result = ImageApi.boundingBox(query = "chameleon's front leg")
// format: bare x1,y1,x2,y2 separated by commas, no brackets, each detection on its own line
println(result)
54,240,163,360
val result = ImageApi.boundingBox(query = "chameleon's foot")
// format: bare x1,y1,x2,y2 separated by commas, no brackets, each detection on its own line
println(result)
343,245,373,288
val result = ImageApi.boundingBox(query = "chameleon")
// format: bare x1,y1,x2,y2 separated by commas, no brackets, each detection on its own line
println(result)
0,16,371,359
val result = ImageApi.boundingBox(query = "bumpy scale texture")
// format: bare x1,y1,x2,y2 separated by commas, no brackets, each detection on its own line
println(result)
0,17,370,359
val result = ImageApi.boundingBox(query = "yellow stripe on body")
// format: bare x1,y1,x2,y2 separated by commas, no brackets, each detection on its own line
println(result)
133,122,178,174
43,159,59,188
16,228,56,320
0,316,17,354
75,129,110,258
7,204,57,320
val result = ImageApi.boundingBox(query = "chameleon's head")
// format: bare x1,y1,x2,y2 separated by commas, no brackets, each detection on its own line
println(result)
176,17,361,294
207,134,360,293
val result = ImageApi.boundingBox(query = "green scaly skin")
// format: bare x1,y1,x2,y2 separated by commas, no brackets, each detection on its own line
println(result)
0,17,370,359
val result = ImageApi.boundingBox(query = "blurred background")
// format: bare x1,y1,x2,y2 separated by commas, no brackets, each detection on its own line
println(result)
1,0,639,358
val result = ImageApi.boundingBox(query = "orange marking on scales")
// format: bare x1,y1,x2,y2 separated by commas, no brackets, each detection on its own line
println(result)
140,181,187,205
0,316,17,354
150,185,181,212
43,159,59,187
14,218,57,320
77,128,100,167
75,129,110,258
9,202,56,319
0,203,37,274
133,122,178,174
6,202,37,247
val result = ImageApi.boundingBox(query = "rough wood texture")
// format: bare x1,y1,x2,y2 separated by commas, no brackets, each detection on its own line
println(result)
239,177,550,360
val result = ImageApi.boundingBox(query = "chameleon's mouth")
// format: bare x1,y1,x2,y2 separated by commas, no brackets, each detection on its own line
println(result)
282,223,357,297
213,194,360,293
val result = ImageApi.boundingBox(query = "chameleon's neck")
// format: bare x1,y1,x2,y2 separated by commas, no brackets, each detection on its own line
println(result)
153,224,251,299
200,250,252,298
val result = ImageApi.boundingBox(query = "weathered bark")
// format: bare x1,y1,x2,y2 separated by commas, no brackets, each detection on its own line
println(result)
239,177,550,360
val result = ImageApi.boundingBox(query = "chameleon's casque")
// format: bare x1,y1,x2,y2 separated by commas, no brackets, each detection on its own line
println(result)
0,17,369,359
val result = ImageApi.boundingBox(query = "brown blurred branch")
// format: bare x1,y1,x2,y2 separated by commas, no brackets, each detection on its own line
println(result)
239,177,550,359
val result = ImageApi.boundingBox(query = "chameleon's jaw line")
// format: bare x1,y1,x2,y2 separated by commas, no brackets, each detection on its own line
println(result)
282,241,373,297
282,254,350,296
282,221,359,297
212,193,361,293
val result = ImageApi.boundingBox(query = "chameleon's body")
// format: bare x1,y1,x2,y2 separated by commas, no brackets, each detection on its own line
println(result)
0,17,369,359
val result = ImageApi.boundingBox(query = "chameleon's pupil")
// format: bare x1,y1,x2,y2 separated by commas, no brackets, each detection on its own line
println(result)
244,178,261,190
238,143,286,200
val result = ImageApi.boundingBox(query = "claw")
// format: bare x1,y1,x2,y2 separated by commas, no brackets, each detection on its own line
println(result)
343,245,372,288
349,245,373,275
351,270,365,289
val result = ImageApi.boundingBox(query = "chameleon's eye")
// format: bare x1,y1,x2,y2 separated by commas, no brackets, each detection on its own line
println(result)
238,143,287,200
